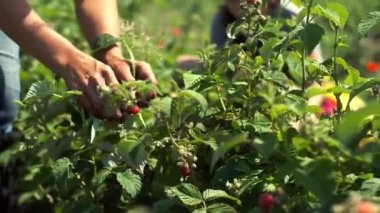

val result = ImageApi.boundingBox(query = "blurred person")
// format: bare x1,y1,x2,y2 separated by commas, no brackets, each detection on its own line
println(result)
177,0,323,70
0,0,157,143
211,0,323,60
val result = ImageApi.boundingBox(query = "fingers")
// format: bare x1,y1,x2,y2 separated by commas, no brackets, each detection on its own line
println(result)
101,65,119,86
134,61,158,84
111,59,135,82
113,59,157,84
65,62,123,120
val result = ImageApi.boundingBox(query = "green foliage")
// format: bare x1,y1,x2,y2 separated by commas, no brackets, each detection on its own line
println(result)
358,11,380,38
3,0,380,212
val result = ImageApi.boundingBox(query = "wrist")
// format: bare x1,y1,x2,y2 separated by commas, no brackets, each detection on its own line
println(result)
93,45,123,64
53,45,91,79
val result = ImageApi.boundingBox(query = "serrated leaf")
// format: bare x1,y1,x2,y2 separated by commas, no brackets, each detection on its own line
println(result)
253,133,277,159
24,80,55,101
183,73,203,89
91,169,111,187
326,3,348,29
360,178,380,198
116,169,142,198
336,102,380,145
207,203,237,213
312,4,342,28
358,11,380,38
211,132,249,171
286,52,303,84
293,157,335,202
92,34,120,53
152,97,172,117
167,183,203,206
202,189,241,205
347,79,378,108
52,158,71,180
299,23,325,53
179,90,208,111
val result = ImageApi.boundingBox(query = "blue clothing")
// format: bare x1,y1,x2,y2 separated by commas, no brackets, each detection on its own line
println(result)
0,31,20,135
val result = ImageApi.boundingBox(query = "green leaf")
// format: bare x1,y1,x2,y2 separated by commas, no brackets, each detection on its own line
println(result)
336,102,380,145
116,169,142,198
203,189,241,205
292,137,311,151
304,86,326,98
347,79,378,108
227,62,235,72
312,5,340,27
52,158,71,180
361,178,380,198
294,157,336,202
91,169,111,187
24,80,56,101
358,11,380,38
179,90,208,111
92,33,120,53
270,104,294,119
183,73,203,89
312,4,347,28
286,52,303,84
260,39,281,61
253,133,277,158
167,183,203,206
299,23,325,53
326,2,348,28
153,97,172,117
211,132,249,171
206,203,237,213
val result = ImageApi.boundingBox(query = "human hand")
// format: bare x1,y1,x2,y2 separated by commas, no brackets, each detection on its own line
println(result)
94,46,158,107
61,53,124,120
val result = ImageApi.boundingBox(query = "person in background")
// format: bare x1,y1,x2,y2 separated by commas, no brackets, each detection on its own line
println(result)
211,0,323,61
0,0,157,143
176,0,322,70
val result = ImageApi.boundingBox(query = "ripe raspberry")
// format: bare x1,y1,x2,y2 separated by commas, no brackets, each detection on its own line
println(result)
356,201,379,213
258,193,275,213
320,97,337,117
180,164,191,177
366,61,380,73
126,105,140,115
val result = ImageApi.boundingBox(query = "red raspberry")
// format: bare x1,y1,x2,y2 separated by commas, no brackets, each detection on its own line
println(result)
366,61,380,73
356,201,379,213
180,165,191,177
126,105,140,115
320,97,337,117
258,193,275,213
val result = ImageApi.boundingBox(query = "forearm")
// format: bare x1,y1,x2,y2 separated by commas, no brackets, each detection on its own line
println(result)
0,0,83,77
74,0,120,47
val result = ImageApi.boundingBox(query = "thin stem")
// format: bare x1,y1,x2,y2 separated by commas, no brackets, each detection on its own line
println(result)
166,121,180,148
301,0,314,91
301,46,306,91
138,113,147,129
332,28,339,86
217,86,227,112
122,40,136,77
333,28,342,117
